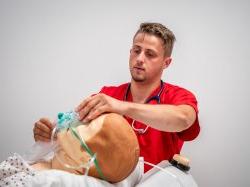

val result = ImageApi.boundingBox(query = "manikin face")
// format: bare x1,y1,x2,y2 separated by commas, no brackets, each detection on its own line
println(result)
52,115,106,174
129,33,171,84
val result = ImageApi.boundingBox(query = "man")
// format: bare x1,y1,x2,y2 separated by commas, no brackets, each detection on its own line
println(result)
33,22,200,172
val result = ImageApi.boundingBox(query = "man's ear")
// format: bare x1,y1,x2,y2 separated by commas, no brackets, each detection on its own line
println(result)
163,57,172,69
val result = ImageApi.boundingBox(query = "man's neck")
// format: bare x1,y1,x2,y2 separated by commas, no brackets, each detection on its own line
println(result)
130,79,161,103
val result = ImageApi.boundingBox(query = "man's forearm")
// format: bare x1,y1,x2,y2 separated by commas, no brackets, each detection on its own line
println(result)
119,101,196,132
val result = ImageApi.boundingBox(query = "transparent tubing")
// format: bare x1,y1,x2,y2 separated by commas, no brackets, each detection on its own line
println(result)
51,126,95,176
144,161,184,187
50,111,106,181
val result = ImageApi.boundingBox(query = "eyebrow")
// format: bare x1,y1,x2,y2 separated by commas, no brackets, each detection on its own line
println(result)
133,45,156,52
132,45,141,49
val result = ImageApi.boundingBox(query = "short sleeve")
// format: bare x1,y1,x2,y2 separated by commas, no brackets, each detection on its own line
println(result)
98,84,127,100
170,87,200,141
99,86,109,94
99,86,118,98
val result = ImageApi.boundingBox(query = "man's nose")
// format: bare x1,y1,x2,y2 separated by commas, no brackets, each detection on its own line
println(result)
136,52,145,64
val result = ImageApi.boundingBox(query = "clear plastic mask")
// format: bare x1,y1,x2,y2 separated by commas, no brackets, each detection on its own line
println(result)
51,111,104,179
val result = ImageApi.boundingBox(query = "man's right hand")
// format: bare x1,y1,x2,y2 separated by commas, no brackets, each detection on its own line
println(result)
33,118,54,142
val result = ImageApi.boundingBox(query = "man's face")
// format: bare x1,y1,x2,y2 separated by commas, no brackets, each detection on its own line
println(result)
129,33,171,83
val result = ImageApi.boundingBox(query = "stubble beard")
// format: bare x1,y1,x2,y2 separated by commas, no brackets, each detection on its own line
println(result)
132,76,145,82
130,71,146,82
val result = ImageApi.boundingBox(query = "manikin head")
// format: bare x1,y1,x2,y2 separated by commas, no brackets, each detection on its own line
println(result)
51,113,140,183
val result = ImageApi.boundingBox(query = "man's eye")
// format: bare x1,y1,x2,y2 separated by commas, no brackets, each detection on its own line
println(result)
146,52,155,58
132,48,140,54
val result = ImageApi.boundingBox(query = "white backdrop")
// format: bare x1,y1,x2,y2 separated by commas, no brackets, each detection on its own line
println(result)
0,1,250,186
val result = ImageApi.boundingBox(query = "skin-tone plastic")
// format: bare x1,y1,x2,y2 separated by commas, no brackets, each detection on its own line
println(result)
32,113,140,183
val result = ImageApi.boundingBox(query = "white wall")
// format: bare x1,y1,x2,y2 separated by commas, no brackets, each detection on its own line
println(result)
0,0,250,186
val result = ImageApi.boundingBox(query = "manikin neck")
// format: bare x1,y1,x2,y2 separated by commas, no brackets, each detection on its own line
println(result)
130,79,161,103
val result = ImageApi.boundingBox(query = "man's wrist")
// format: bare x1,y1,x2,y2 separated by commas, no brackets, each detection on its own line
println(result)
116,100,130,116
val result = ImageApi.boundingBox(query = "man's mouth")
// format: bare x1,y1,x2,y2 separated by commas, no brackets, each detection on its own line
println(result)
133,66,145,71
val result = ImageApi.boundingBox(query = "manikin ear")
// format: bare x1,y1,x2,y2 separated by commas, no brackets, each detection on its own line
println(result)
163,57,172,69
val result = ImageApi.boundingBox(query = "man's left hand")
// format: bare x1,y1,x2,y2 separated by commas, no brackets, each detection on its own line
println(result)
75,93,123,122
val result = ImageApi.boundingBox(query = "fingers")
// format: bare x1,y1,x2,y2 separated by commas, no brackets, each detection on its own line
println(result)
77,95,102,121
39,118,54,129
35,121,52,135
34,134,51,142
75,95,94,113
84,102,106,122
33,119,53,142
76,93,116,122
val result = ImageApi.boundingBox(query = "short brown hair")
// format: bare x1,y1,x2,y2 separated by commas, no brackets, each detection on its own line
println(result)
134,22,176,57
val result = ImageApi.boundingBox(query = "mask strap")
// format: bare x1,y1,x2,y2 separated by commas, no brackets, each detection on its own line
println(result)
53,111,106,181
69,125,106,181
51,127,95,172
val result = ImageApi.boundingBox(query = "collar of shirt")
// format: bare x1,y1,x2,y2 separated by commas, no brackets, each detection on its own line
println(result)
125,82,164,104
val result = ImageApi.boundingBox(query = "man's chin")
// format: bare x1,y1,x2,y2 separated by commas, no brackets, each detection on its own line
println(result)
131,76,146,82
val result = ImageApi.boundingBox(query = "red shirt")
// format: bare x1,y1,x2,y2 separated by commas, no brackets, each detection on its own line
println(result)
99,81,200,172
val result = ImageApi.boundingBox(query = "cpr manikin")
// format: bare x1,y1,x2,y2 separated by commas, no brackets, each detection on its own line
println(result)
31,112,140,183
